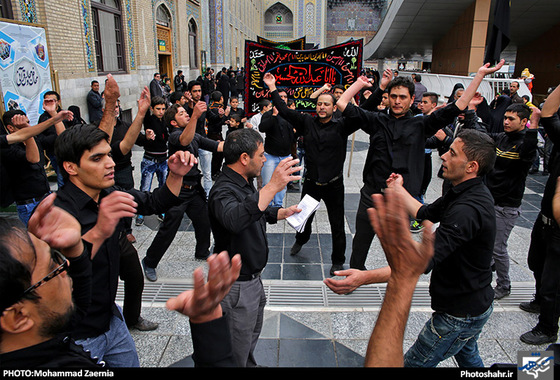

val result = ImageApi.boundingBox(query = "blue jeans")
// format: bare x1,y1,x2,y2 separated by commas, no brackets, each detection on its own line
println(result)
404,305,493,368
198,149,213,196
75,305,139,367
261,152,291,207
139,157,168,192
16,199,42,226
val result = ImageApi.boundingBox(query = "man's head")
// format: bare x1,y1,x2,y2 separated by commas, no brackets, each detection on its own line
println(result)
0,218,73,350
258,99,272,114
164,104,190,130
2,110,27,133
503,103,530,133
316,93,337,122
43,91,61,111
230,97,239,108
91,80,99,92
419,92,438,115
278,90,288,103
332,85,345,100
151,96,167,119
154,73,161,81
188,81,202,102
441,129,496,186
414,74,422,83
386,76,415,118
211,91,223,104
224,128,265,179
55,124,115,194
510,81,519,95
228,114,241,129
169,91,186,105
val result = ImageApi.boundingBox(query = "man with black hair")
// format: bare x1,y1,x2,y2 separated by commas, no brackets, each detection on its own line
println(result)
487,103,539,299
336,60,504,270
87,80,103,123
208,127,301,367
412,74,428,108
53,97,195,366
327,129,498,368
207,90,229,179
142,101,222,282
150,72,163,99
263,73,361,275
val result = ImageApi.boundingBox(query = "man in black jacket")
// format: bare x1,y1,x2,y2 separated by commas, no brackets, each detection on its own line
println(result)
486,103,539,299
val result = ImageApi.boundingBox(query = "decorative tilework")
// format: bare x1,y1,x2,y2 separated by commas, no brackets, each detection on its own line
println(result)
19,0,38,24
214,0,224,64
80,0,95,71
124,0,135,70
152,0,178,66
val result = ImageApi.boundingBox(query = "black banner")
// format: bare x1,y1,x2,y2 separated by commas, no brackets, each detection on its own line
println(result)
244,39,363,116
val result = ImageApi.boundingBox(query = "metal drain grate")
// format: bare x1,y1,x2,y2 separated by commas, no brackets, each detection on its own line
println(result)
116,281,536,310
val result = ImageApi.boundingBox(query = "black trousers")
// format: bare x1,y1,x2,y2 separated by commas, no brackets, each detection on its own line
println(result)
118,233,143,326
295,176,346,265
144,184,211,268
349,193,376,270
114,165,134,234
527,214,560,335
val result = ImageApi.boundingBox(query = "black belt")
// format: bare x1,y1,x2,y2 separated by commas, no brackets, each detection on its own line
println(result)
308,173,342,186
15,193,49,206
237,272,261,281
143,154,167,162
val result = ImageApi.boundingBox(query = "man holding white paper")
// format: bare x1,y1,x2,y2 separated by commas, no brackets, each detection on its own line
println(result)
208,128,301,367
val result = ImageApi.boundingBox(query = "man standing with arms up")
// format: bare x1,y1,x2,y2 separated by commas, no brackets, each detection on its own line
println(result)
335,60,504,271
263,72,361,275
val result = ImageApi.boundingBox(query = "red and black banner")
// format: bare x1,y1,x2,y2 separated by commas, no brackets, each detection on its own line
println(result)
244,39,363,116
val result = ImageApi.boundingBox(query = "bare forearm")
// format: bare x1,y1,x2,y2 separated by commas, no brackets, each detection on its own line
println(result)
365,277,417,367
542,84,560,118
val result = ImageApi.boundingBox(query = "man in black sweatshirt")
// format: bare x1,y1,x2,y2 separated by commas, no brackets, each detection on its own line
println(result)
486,103,539,300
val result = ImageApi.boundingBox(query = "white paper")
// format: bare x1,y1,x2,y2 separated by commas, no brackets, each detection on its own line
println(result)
286,195,320,232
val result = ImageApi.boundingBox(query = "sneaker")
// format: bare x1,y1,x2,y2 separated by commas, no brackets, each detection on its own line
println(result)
290,242,302,256
157,213,165,222
142,258,157,282
135,215,144,226
519,299,540,314
410,220,424,233
493,286,511,299
129,316,159,331
520,328,557,345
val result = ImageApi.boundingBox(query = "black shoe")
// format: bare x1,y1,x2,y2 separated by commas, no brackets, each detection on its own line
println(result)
129,316,159,331
330,264,344,276
519,299,540,314
493,286,511,300
520,328,557,345
142,258,157,282
290,242,302,256
529,168,538,174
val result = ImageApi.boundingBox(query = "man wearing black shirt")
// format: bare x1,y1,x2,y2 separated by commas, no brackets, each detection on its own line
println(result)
142,101,221,282
486,103,538,300
335,61,504,271
0,196,240,368
260,90,295,207
326,129,497,367
520,83,560,345
53,118,195,366
263,72,360,275
208,128,301,366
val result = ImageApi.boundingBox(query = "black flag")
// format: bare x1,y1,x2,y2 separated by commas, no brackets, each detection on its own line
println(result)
484,0,511,65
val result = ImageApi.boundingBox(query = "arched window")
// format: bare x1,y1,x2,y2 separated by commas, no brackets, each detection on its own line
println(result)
91,0,126,73
264,3,294,40
156,4,171,27
188,19,198,69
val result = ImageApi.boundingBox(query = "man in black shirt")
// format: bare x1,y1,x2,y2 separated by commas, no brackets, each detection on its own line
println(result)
208,128,301,366
520,83,560,345
53,120,195,367
263,72,360,275
0,195,241,368
260,90,295,207
335,60,504,271
486,103,538,300
142,101,222,282
326,129,497,367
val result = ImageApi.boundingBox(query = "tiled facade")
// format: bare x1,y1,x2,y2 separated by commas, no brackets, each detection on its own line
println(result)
2,0,384,121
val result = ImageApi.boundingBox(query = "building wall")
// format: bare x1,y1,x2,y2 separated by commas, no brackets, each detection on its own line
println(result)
326,1,381,47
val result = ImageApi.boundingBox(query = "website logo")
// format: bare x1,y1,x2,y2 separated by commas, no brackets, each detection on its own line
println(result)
518,351,554,380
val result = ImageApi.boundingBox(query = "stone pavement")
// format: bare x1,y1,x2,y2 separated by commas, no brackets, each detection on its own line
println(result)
120,128,558,368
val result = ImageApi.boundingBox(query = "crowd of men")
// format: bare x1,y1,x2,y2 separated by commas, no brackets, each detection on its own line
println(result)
1,58,560,370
